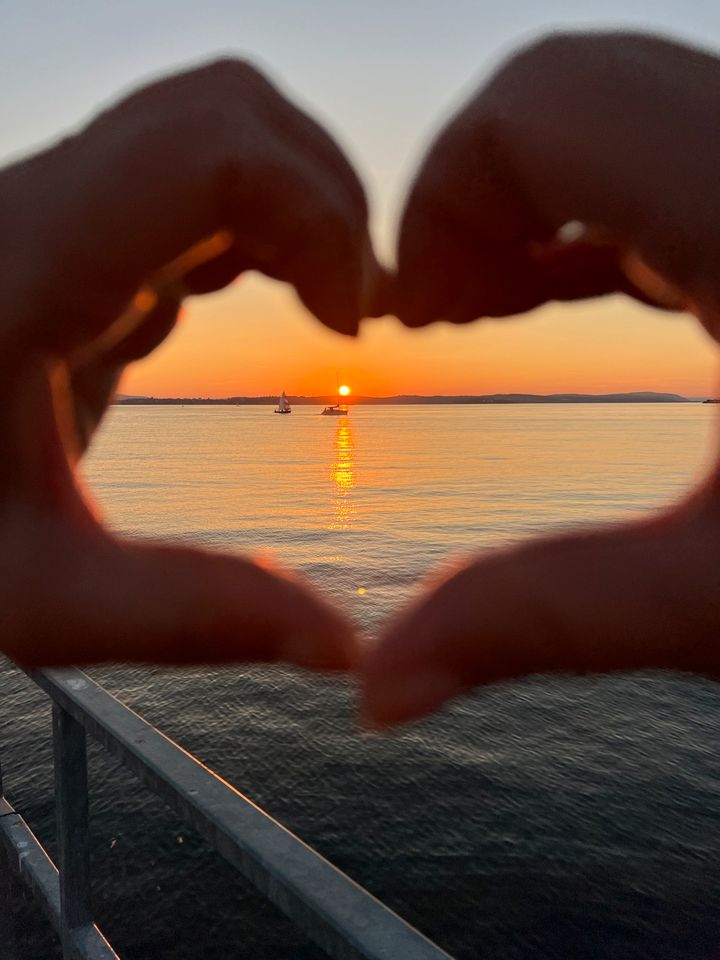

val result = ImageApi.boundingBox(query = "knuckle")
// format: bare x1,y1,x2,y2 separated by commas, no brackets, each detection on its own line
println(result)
517,29,592,64
108,58,279,140
500,29,652,92
477,30,614,137
189,56,275,98
510,29,622,80
492,30,602,100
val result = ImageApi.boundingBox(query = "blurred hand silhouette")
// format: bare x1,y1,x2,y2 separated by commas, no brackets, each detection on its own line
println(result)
363,31,720,728
5,32,720,697
0,58,384,669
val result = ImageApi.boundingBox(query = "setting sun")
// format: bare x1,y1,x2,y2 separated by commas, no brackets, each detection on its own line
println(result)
7,7,720,954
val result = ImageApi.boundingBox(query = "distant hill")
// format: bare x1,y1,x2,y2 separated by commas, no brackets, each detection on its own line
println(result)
116,391,691,405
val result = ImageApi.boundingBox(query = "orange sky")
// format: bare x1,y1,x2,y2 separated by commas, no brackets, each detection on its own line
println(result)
5,1,720,402
120,272,719,399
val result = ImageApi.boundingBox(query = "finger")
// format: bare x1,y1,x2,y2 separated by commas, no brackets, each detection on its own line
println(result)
395,115,546,325
530,241,673,311
395,31,720,331
69,296,182,454
361,493,720,728
396,237,658,325
6,291,182,468
4,515,357,671
4,57,381,347
0,359,358,671
68,224,392,454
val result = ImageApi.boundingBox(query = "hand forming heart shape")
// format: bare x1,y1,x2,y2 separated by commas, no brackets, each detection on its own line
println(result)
2,32,720,727
362,31,720,727
0,57,379,671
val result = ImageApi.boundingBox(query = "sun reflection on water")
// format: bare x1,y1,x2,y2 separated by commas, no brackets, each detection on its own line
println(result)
328,418,355,530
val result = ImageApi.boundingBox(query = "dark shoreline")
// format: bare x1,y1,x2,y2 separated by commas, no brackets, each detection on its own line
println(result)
116,391,696,406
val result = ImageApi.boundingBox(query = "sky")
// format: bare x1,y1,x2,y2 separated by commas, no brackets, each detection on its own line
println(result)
3,0,720,397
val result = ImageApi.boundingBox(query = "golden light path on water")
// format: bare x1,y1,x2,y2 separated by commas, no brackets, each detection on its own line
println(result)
83,403,718,635
11,400,720,960
329,418,355,532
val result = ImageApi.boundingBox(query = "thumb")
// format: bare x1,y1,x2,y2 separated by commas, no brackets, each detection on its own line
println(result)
6,513,357,671
0,354,356,671
361,489,720,728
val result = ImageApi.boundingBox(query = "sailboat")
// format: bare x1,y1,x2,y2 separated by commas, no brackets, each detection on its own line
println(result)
321,374,349,416
274,391,292,415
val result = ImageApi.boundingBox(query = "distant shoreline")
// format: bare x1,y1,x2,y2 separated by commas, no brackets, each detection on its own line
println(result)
116,391,699,406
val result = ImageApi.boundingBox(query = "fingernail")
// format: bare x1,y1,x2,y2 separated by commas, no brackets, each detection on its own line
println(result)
361,667,466,730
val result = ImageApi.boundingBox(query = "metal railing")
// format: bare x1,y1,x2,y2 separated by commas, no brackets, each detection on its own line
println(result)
0,666,453,960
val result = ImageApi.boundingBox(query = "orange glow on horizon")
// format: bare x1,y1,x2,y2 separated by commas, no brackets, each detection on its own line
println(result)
118,274,719,400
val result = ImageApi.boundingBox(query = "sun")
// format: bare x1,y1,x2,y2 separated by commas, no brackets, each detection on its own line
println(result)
338,384,351,396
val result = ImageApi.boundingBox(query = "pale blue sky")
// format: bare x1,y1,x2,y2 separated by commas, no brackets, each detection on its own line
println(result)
5,0,720,248
3,1,720,397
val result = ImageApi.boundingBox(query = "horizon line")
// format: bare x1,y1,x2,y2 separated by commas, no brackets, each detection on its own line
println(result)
115,390,706,404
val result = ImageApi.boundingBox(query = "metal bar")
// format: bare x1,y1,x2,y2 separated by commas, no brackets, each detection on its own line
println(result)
53,703,92,952
0,795,61,929
69,923,121,960
0,796,119,960
32,667,452,960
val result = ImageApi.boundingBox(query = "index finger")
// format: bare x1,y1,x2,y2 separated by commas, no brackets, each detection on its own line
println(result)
1,57,382,352
395,31,720,333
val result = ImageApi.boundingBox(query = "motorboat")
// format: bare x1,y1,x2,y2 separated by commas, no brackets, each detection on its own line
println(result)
321,373,350,416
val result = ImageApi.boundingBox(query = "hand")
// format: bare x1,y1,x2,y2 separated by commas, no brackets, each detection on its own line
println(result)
362,31,720,728
0,58,383,669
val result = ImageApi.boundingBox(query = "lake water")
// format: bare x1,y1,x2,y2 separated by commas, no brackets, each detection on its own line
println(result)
3,403,720,959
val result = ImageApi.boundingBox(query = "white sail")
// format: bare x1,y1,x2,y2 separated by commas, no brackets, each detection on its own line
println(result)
276,391,291,413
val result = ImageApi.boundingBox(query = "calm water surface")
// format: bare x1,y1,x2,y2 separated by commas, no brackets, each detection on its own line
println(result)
3,404,720,959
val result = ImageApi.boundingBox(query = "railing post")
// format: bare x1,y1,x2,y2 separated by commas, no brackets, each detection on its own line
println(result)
53,703,92,957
